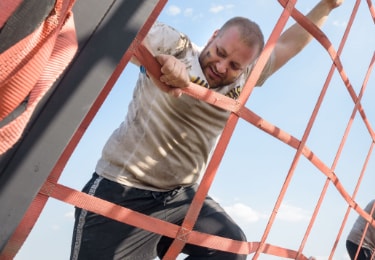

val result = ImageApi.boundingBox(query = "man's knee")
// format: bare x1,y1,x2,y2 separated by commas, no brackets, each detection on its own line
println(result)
183,211,247,259
195,211,247,241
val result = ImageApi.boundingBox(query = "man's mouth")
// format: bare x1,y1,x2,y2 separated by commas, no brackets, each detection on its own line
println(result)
208,66,222,80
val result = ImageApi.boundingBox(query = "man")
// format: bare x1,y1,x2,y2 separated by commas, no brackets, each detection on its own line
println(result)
71,1,343,259
347,200,375,260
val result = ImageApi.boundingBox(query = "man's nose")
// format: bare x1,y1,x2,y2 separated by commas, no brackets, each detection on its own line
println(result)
216,60,227,74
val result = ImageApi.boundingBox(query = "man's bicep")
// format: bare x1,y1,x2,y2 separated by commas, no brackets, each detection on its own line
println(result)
255,51,276,86
269,42,297,75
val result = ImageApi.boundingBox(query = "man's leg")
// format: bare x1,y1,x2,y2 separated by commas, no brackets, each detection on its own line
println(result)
71,174,246,259
70,173,165,260
157,185,247,260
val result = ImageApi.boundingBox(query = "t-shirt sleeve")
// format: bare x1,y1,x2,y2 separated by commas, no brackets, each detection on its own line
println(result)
143,21,190,58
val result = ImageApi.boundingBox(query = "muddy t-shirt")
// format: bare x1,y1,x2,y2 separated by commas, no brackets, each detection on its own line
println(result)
95,21,273,191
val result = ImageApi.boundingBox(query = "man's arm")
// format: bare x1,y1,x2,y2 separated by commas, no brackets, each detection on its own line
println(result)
131,21,190,97
132,48,189,97
270,0,344,75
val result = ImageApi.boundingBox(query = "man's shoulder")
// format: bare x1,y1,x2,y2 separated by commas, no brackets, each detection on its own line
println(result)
147,21,193,57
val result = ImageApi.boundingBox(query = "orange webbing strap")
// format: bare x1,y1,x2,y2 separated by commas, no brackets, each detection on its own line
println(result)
0,0,78,155
367,0,375,23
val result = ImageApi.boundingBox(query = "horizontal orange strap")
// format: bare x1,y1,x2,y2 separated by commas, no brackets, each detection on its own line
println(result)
39,180,308,259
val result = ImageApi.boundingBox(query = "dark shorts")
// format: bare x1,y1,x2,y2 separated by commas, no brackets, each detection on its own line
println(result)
70,173,247,260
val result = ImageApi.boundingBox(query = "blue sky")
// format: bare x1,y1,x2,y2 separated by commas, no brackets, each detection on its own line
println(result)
15,1,375,259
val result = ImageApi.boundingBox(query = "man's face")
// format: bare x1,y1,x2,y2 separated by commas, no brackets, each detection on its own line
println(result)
199,26,259,88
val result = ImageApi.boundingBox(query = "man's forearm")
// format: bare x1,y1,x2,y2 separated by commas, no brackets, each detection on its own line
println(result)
270,0,343,74
280,0,340,53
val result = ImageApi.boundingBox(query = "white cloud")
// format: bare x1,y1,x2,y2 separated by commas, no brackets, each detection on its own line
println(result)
166,5,181,16
277,202,311,222
209,5,224,13
64,211,74,220
224,202,261,224
224,201,311,225
332,20,347,28
209,4,234,13
184,8,193,17
51,224,60,231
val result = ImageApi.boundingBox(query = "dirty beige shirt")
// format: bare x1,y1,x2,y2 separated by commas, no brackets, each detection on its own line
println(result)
347,200,375,252
95,21,273,191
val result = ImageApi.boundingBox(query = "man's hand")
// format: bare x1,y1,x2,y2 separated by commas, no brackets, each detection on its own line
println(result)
153,54,190,97
323,0,344,9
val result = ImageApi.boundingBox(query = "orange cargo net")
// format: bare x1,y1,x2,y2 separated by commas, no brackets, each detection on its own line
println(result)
1,0,374,259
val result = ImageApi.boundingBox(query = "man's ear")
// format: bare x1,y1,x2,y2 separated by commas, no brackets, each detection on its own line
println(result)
208,29,219,42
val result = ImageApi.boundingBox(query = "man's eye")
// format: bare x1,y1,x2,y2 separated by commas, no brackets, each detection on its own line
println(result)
217,48,225,57
230,63,241,71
